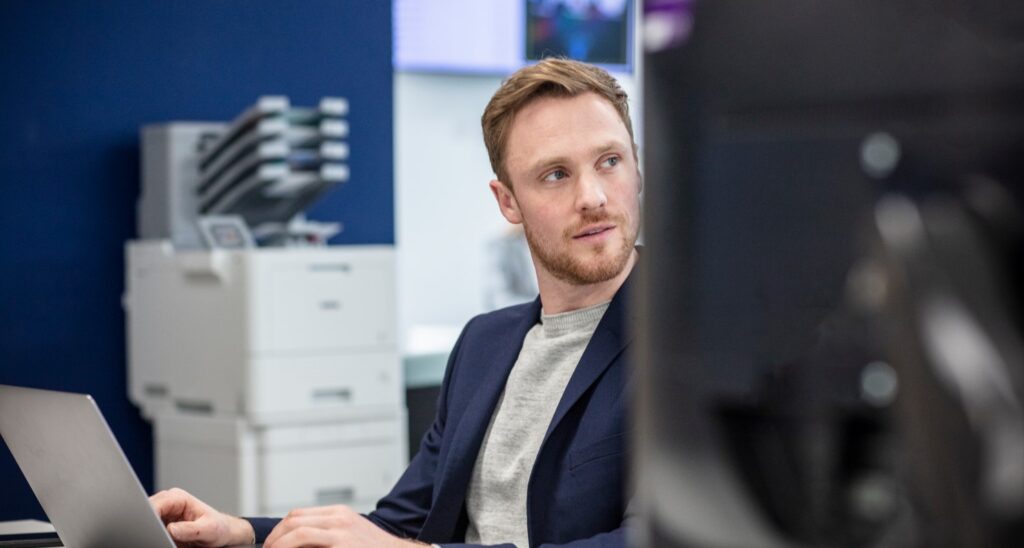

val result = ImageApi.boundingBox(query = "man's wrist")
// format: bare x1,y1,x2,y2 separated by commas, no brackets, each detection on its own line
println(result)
229,515,256,545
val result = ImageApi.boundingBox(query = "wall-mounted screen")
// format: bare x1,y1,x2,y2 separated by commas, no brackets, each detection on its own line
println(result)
525,0,632,68
393,0,632,75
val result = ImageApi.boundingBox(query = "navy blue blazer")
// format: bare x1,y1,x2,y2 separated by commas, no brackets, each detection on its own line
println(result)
250,279,634,547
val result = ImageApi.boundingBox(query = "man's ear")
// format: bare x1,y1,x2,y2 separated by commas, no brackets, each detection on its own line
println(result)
489,179,523,224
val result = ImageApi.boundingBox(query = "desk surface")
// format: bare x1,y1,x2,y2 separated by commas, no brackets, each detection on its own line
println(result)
0,521,262,547
0,520,59,547
0,522,54,536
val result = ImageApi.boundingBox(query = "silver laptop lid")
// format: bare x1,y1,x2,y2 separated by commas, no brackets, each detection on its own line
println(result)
0,384,175,548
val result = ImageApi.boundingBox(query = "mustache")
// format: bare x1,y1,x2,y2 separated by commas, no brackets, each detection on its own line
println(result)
564,211,625,239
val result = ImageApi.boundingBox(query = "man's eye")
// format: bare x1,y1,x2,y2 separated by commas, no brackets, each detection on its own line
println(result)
543,169,569,182
600,156,620,169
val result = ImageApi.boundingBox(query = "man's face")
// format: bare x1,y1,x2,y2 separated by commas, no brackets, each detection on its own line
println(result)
491,92,641,286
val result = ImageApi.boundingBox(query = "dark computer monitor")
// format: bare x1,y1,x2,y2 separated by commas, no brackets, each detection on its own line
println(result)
636,1,1024,546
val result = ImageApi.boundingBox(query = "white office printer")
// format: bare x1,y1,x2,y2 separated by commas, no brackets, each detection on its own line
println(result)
123,97,406,516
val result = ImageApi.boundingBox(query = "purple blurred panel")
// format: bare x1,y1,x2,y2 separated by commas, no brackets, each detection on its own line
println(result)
643,0,695,51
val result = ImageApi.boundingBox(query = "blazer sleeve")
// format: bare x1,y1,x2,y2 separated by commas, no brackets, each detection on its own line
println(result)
364,318,474,539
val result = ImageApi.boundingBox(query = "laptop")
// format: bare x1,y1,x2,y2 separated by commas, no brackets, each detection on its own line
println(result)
0,384,259,548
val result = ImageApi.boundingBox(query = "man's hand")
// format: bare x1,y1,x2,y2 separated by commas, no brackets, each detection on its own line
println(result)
149,487,255,547
264,505,423,548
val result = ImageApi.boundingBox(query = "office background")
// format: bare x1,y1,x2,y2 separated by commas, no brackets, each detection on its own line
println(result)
0,0,393,520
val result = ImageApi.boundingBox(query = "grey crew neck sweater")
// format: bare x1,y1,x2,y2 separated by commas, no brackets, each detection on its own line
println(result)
464,300,611,547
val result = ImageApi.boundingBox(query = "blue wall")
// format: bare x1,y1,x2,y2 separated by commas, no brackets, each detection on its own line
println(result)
0,1,393,520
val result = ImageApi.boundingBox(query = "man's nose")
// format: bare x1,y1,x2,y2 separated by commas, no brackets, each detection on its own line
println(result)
575,171,608,211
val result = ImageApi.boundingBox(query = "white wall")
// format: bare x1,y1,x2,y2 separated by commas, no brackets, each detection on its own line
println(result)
394,71,639,354
394,72,507,352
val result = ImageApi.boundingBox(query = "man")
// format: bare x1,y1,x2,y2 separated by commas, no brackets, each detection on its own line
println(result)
151,57,642,548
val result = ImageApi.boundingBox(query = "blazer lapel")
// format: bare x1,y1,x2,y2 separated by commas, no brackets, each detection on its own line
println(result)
423,297,542,539
542,277,636,444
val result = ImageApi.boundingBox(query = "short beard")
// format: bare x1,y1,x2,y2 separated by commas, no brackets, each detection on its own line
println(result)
523,211,636,286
